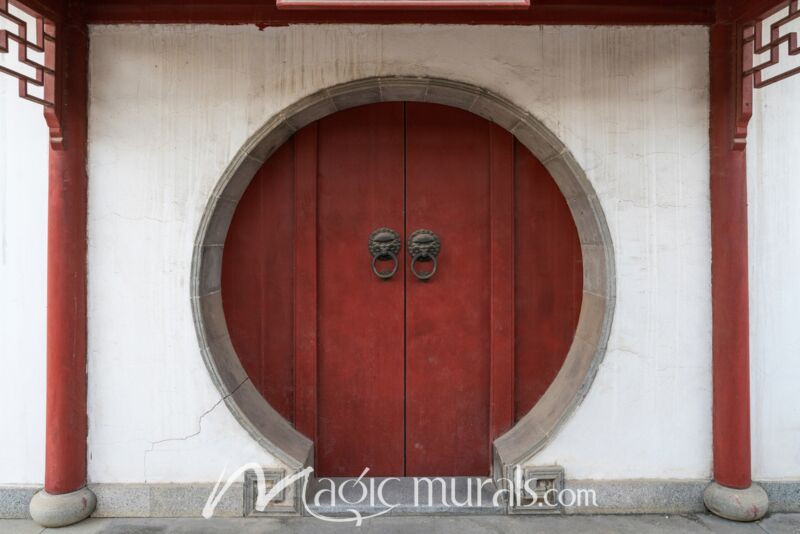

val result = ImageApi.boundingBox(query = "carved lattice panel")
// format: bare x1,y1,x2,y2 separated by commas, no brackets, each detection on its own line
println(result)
736,0,800,149
744,0,800,88
0,0,55,107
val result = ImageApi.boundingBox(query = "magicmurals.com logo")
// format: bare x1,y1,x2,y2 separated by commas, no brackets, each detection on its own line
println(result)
202,463,598,525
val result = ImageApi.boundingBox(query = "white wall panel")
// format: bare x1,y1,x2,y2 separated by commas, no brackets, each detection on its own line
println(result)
0,76,47,485
748,74,800,480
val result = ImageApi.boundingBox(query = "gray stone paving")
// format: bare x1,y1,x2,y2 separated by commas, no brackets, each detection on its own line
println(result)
1,514,799,534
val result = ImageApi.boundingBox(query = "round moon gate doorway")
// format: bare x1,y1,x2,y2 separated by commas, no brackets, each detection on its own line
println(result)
220,101,583,478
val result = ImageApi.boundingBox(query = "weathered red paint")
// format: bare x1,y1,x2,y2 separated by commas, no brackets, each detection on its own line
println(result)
222,102,582,477
316,103,406,476
293,124,320,440
709,22,752,490
222,141,296,422
277,0,530,9
44,2,88,495
514,144,583,417
488,124,515,440
404,103,494,476
735,20,754,149
725,0,786,22
84,0,714,25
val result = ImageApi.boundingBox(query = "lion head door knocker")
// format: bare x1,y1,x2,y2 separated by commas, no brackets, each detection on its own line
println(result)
368,228,402,280
407,229,441,281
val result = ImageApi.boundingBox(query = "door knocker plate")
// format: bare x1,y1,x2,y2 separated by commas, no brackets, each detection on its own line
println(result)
408,229,441,281
368,227,401,280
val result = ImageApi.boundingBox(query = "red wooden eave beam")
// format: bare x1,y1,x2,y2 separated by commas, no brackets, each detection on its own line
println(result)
725,0,787,22
276,0,531,10
83,0,714,25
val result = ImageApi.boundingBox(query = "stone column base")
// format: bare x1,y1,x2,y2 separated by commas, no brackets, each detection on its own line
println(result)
703,481,769,522
29,486,97,527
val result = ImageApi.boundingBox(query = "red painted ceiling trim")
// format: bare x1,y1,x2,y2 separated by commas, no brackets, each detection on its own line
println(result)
727,0,785,22
277,0,530,10
84,1,714,25
19,0,63,21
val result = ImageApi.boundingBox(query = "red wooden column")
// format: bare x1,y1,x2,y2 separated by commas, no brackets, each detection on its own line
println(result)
29,1,96,527
703,20,767,522
710,20,751,494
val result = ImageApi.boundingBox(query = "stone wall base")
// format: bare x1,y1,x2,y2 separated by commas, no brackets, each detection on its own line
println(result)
3,480,798,519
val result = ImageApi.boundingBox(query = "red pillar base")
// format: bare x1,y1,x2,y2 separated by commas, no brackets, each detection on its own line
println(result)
29,486,96,528
704,482,768,522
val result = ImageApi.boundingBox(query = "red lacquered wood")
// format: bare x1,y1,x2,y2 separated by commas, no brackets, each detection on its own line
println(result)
277,0,529,10
44,3,89,495
724,0,783,23
489,124,516,439
315,103,406,476
404,103,493,476
15,0,62,23
709,22,752,490
85,0,714,25
222,102,581,477
513,143,582,419
293,125,319,439
222,141,296,422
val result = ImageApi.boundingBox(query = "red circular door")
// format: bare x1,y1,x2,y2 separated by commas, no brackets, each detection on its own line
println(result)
222,102,582,477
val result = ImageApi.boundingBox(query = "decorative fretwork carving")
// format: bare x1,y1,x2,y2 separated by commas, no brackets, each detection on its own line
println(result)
0,0,61,147
736,0,800,149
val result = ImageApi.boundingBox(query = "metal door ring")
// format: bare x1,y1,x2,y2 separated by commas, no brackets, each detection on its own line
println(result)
372,252,399,280
408,229,441,281
368,227,402,280
410,254,437,281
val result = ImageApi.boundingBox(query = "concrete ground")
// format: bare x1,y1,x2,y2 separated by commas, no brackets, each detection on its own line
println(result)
1,514,799,534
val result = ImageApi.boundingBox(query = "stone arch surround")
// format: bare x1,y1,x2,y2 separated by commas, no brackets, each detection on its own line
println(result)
190,76,616,479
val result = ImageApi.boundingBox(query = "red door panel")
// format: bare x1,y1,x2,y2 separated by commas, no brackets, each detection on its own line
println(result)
514,146,583,418
222,140,295,423
221,102,583,478
404,103,494,476
315,103,406,477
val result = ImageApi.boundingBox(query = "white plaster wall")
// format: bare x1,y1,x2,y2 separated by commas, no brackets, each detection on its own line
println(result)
0,76,47,485
748,74,800,481
87,24,712,482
